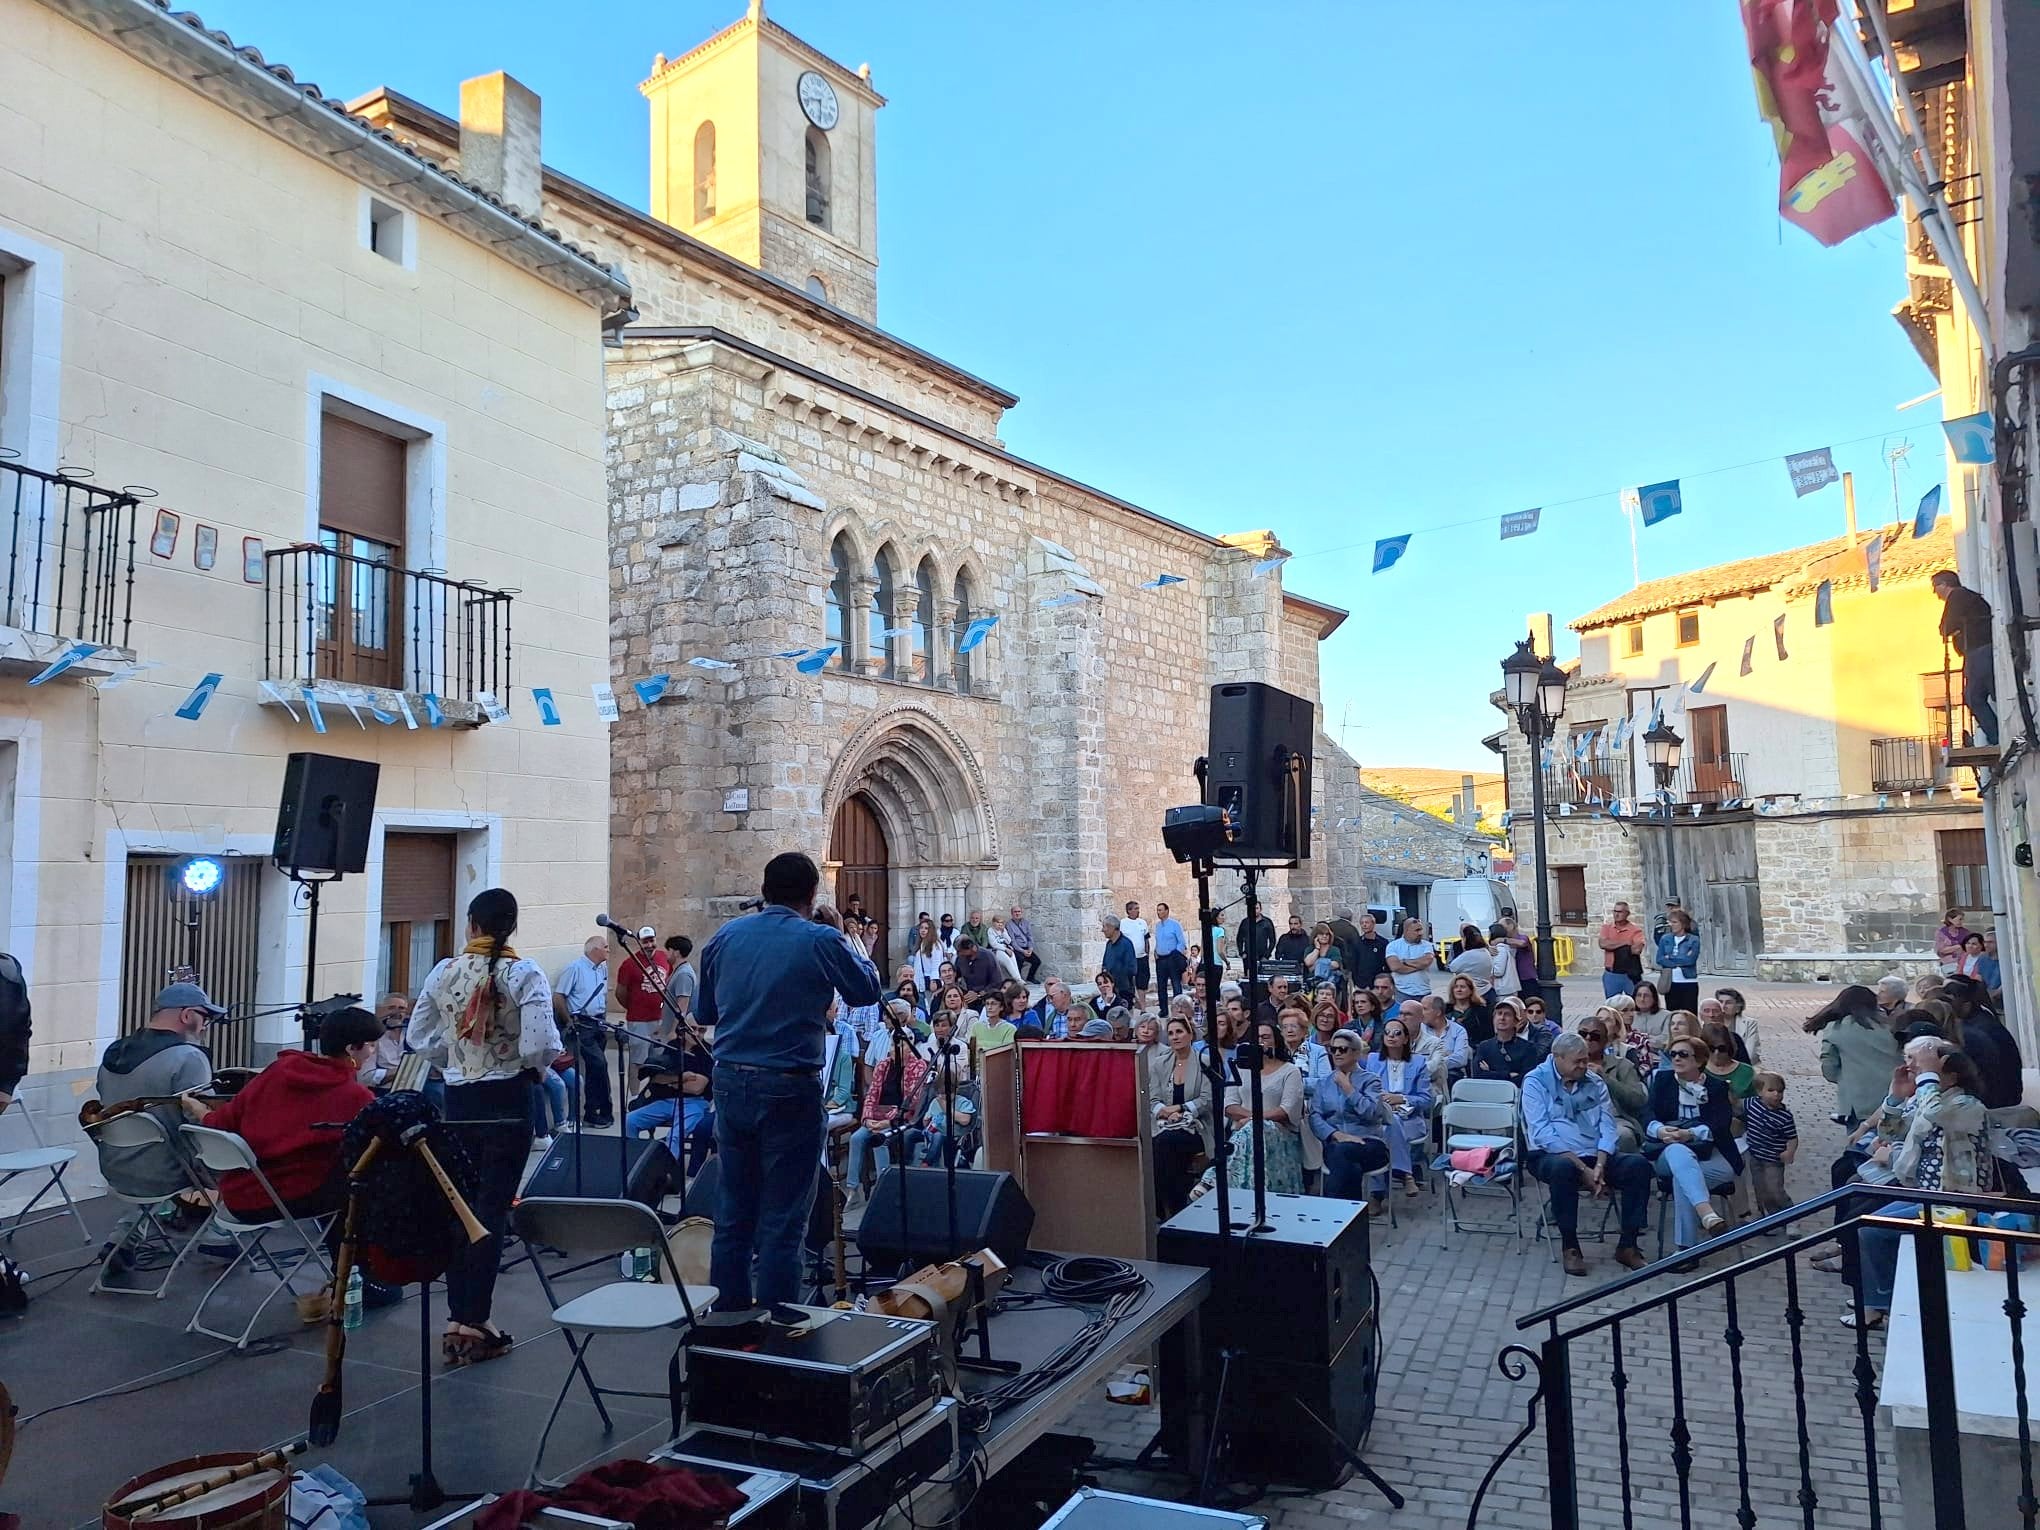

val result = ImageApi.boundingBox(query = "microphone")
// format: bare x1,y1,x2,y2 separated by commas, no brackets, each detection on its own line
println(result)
595,914,621,931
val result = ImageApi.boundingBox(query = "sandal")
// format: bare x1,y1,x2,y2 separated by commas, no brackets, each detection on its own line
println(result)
443,1325,515,1367
1811,1253,1846,1273
1839,1309,1886,1331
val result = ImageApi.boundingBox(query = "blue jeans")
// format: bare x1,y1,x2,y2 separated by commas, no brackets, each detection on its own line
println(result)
1859,1197,1924,1312
1654,1143,1736,1249
847,1124,900,1187
1602,972,1638,998
532,1071,568,1135
709,1064,823,1311
627,1097,710,1164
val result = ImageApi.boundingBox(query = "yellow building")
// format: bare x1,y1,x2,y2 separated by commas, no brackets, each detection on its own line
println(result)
1,0,626,1188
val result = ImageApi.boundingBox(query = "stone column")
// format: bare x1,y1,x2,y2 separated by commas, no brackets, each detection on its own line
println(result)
931,598,958,689
852,575,881,676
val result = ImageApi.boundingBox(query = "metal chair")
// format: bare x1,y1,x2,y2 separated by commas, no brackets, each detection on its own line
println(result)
84,1111,206,1299
178,1125,335,1348
0,1100,91,1248
1441,1080,1524,1237
511,1196,718,1489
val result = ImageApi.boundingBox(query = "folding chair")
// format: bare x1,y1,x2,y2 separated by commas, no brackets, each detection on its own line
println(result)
1441,1080,1524,1237
178,1125,335,1348
0,1101,91,1248
85,1112,206,1299
510,1196,718,1489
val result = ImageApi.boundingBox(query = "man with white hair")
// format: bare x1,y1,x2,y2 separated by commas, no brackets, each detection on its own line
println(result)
1521,1032,1653,1275
1875,976,1909,1019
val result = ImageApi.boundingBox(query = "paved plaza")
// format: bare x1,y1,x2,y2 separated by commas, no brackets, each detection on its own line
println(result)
1072,978,1909,1529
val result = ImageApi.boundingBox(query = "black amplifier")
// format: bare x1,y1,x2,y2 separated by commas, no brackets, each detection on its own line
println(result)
1157,1191,1372,1364
660,1397,959,1530
684,1306,943,1454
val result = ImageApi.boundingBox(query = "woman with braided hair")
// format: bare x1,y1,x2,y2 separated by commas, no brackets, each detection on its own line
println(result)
406,887,561,1365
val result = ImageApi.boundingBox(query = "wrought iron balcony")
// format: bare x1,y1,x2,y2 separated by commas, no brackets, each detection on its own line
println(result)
1871,734,1948,792
0,459,140,649
1541,754,1634,810
263,543,512,709
1667,751,1748,807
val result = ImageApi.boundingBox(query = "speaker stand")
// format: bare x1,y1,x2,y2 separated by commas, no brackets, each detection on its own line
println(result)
1191,1345,1403,1511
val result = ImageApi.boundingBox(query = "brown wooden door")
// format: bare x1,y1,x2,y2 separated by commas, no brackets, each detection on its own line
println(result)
829,794,890,973
1689,704,1734,800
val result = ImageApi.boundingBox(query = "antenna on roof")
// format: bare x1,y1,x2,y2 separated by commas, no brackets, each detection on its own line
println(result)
1886,439,1914,526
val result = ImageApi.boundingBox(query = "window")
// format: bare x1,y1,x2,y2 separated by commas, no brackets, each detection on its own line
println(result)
826,534,854,671
868,549,896,680
1553,865,1588,925
0,228,61,467
951,571,977,694
365,197,411,267
1623,623,1644,657
693,121,717,223
805,274,829,302
379,832,455,998
1939,828,1992,911
1921,671,1968,744
805,127,831,229
912,558,937,686
123,854,262,1070
317,412,405,687
1675,608,1701,647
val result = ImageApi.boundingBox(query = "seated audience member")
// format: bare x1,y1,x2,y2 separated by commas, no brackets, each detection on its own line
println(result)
953,936,999,997
1447,924,1497,1001
1444,974,1494,1049
1716,986,1758,1064
1522,993,1561,1052
1369,973,1400,1025
1363,1014,1433,1196
1578,1015,1647,1152
1132,1012,1162,1061
1648,1032,1741,1253
359,992,412,1090
823,1021,858,1133
891,968,928,1023
846,1019,931,1207
1411,997,1469,1099
1195,1022,1308,1197
911,1010,974,1167
1942,974,2024,1108
1345,989,1384,1055
1090,971,1123,1020
1307,925,1345,985
1079,1017,1116,1041
1629,982,1670,1056
1282,1004,1326,1082
622,1028,714,1169
1470,999,1541,1086
1521,1034,1653,1276
1656,1011,1704,1071
92,982,221,1203
1150,1016,1211,1219
1311,1028,1392,1210
1032,978,1081,1039
1701,1022,1756,1111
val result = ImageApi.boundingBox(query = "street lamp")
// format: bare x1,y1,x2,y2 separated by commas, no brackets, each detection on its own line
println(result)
1503,638,1569,1022
1644,721,1684,910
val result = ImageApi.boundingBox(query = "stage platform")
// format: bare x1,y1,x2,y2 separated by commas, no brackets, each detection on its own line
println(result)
0,1195,1207,1528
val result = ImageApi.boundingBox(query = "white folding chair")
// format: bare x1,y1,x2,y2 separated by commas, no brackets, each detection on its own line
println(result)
511,1196,717,1489
0,1100,91,1248
84,1111,206,1299
178,1125,335,1348
1441,1079,1524,1237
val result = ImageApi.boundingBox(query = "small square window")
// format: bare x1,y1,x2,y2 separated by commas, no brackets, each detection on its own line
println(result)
1675,609,1701,647
365,197,411,267
1622,623,1644,656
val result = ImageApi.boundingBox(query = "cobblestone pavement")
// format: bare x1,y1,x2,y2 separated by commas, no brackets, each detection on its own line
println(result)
1061,978,1912,1529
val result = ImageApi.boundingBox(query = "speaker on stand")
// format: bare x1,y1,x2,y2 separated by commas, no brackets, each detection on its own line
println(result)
273,752,380,1048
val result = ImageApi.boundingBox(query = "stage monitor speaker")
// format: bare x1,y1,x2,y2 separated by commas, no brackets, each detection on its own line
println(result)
1205,682,1312,863
854,1166,1035,1272
273,752,379,874
522,1134,673,1209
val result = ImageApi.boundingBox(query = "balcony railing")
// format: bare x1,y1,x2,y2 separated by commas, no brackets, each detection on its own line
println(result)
263,543,513,701
1872,734,1949,792
1667,750,1748,807
1541,754,1634,809
1,459,140,648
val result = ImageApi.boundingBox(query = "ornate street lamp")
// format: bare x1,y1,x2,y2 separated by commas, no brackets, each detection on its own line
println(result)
1645,720,1685,908
1503,639,1568,1022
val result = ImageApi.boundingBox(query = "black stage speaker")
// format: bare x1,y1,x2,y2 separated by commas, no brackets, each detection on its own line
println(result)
685,1153,835,1251
854,1166,1035,1271
1205,682,1313,863
273,752,379,874
1156,1193,1377,1488
522,1134,673,1209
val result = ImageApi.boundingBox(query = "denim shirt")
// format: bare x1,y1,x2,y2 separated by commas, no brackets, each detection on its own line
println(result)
699,906,882,1072
1308,1068,1387,1142
1520,1058,1617,1156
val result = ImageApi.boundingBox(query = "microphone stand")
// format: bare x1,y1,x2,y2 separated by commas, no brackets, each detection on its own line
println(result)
943,1035,1016,1376
607,923,708,1217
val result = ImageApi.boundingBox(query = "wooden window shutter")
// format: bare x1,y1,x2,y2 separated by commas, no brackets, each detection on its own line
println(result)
320,413,407,547
382,833,455,924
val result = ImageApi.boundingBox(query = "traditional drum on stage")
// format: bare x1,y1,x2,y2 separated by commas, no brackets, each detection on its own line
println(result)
102,1452,290,1530
659,1215,714,1287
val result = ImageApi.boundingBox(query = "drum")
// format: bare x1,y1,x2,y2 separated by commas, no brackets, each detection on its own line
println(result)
103,1453,290,1530
660,1216,714,1287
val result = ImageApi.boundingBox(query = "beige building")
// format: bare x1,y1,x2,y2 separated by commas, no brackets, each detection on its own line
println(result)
1498,521,1985,982
355,4,1369,976
1,0,624,1188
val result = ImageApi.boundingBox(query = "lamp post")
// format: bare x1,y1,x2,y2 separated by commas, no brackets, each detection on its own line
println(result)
1503,639,1570,1023
1644,720,1685,917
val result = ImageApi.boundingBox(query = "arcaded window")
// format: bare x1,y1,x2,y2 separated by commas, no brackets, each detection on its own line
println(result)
912,559,938,686
693,121,717,223
951,571,977,693
868,548,896,680
826,534,853,671
805,127,831,229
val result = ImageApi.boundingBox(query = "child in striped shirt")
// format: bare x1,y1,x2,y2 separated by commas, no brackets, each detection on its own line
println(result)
1745,1071,1799,1219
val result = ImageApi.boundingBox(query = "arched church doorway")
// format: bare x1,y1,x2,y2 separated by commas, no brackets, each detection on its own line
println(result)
830,792,891,972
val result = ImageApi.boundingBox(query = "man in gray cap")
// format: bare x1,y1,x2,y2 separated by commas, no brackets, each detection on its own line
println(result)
91,982,222,1200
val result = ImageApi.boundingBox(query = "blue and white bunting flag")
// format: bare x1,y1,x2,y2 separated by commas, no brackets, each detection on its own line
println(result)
769,649,811,660
302,686,327,734
476,690,510,723
1740,635,1756,676
1866,536,1884,592
28,642,98,687
1773,614,1789,661
1785,448,1839,497
688,656,737,671
1611,714,1633,749
957,615,998,653
1942,412,1995,465
1814,580,1834,627
1139,574,1186,589
1636,480,1683,527
1499,508,1541,541
1251,556,1289,578
396,693,419,730
1913,484,1943,539
1372,535,1411,573
632,675,670,708
1688,661,1717,695
592,684,620,723
533,687,561,726
422,693,445,727
175,673,223,722
1039,592,1084,609
258,679,301,720
98,660,161,690
796,646,839,674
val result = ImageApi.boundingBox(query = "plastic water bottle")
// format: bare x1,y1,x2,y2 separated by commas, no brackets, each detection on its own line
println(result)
633,1245,654,1281
343,1267,364,1331
620,1250,636,1280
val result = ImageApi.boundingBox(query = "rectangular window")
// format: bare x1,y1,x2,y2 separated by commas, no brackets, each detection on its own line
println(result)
1553,866,1588,925
365,197,411,267
1675,608,1701,647
1938,828,1992,911
1623,623,1644,657
122,855,263,1069
317,412,406,688
1921,671,1968,743
379,832,455,998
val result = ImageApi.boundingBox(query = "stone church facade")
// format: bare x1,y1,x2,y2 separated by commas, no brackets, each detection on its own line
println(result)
357,4,1367,975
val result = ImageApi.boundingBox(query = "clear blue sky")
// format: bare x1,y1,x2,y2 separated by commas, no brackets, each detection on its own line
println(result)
199,0,1938,769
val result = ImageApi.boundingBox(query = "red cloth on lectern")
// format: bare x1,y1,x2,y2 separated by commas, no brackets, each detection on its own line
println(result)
1020,1046,1137,1138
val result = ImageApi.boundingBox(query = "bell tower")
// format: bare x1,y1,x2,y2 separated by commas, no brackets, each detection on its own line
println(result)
642,1,883,321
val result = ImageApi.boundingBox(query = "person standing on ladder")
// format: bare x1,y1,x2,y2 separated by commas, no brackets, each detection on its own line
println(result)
1933,568,1998,747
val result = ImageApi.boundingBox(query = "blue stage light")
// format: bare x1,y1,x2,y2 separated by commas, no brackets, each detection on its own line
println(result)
178,857,224,897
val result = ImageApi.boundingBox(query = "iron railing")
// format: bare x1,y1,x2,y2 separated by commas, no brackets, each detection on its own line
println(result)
1543,754,1635,810
1468,1181,2040,1530
0,459,140,648
1873,735,1950,792
263,543,513,700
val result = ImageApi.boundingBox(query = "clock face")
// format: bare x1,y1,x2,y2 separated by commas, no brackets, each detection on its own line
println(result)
798,70,840,131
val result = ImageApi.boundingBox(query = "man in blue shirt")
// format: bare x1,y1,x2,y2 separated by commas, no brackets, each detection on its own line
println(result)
1520,1034,1652,1276
552,935,614,1126
699,853,880,1310
1100,914,1138,1004
1152,901,1189,1009
1007,905,1042,983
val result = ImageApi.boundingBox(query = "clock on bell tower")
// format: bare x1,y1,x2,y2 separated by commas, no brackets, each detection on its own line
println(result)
642,1,883,320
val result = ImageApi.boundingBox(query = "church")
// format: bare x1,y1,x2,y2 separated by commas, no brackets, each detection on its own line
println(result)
356,2,1367,975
